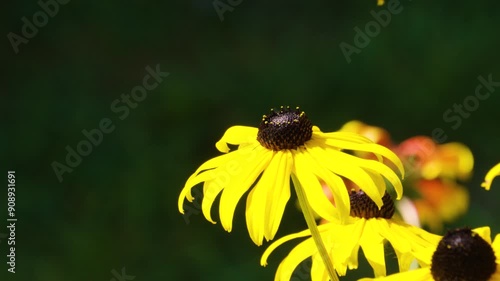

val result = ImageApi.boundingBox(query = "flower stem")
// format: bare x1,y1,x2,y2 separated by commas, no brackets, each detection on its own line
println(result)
292,174,339,281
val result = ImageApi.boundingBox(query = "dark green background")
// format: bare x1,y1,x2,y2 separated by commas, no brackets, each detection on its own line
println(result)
3,0,500,280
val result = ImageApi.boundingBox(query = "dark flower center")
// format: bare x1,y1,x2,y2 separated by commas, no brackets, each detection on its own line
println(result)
257,106,313,151
349,190,394,219
431,228,496,281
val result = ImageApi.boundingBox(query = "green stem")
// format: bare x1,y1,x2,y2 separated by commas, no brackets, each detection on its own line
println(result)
291,174,339,281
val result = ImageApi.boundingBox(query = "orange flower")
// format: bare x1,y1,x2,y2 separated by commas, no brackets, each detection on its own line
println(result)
412,179,469,232
396,137,473,181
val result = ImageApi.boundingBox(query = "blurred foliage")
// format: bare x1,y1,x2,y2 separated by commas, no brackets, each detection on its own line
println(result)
2,0,500,280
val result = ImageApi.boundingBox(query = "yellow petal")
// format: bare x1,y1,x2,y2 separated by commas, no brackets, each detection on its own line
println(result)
245,151,291,245
311,253,329,281
185,149,240,184
492,234,500,264
472,226,492,244
245,187,264,245
219,148,273,233
215,126,258,153
393,251,415,273
261,227,314,266
178,151,241,212
332,220,365,276
375,219,410,254
323,139,405,178
179,170,215,214
265,151,293,240
294,149,337,222
301,144,350,221
201,175,225,223
277,238,317,280
308,145,384,209
384,219,440,262
354,159,402,199
328,149,403,199
482,163,500,191
375,220,430,272
360,222,386,277
316,131,374,144
201,177,224,224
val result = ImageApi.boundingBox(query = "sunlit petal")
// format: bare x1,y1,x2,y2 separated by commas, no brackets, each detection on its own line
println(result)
360,222,386,277
219,149,273,232
294,149,337,222
215,126,258,153
482,163,500,191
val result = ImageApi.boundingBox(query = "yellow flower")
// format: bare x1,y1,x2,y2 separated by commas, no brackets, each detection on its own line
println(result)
178,106,404,245
482,163,500,191
360,227,500,281
261,190,440,279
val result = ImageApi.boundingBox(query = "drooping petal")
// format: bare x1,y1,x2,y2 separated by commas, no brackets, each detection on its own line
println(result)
302,144,350,221
218,147,273,232
265,151,293,240
261,228,314,266
185,149,240,182
328,149,403,199
482,163,500,191
331,220,365,276
384,218,440,259
215,126,258,153
311,253,329,281
393,251,416,274
201,175,225,223
277,238,317,281
374,219,416,272
365,170,387,198
323,139,405,178
294,149,337,222
245,151,292,245
316,130,374,144
245,187,264,245
179,170,216,213
360,222,386,277
355,159,402,199
307,145,384,209
376,219,410,254
179,151,240,211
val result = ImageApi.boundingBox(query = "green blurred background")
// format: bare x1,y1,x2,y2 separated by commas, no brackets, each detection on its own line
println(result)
3,0,500,280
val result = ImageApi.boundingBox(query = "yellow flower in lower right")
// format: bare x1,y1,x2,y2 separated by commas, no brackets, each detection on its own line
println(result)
360,227,500,281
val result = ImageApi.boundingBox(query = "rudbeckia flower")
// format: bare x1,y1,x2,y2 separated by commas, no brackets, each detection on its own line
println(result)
261,190,440,279
360,227,500,281
482,163,500,190
178,107,404,246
